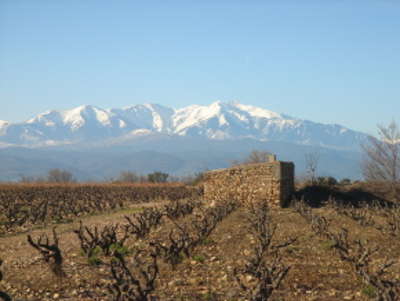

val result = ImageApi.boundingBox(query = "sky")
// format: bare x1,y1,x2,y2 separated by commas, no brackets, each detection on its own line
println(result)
0,0,399,134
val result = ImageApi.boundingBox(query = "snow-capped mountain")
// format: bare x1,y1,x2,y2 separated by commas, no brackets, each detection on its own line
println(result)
109,103,174,133
0,120,8,138
0,101,367,150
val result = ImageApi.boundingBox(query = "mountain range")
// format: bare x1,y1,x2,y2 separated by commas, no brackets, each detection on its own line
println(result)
0,102,368,181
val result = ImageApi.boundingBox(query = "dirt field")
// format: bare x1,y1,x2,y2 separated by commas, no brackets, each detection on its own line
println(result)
1,195,399,300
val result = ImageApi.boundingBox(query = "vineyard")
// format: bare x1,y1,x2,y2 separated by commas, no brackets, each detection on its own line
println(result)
0,184,201,235
0,184,400,300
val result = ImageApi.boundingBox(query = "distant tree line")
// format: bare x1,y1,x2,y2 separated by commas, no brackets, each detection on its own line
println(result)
114,170,204,185
17,169,205,186
115,171,170,183
19,168,76,184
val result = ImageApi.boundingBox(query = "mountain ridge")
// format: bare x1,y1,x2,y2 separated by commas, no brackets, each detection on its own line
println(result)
0,101,367,150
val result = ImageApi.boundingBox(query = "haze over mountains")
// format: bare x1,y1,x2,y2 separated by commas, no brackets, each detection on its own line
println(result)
0,102,367,181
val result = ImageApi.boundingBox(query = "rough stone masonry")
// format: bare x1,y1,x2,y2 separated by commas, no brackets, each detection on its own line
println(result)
203,155,295,207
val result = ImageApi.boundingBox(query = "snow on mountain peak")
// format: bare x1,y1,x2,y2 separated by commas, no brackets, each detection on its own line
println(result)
0,120,8,131
173,104,216,133
234,103,282,119
0,101,367,150
143,103,174,131
110,103,174,132
62,107,86,129
89,106,112,126
61,105,112,129
26,110,64,127
174,102,228,124
172,101,288,136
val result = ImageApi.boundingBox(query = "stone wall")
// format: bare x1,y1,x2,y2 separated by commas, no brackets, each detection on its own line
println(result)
203,158,295,207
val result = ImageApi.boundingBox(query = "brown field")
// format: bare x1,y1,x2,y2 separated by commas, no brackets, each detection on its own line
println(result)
0,183,399,300
0,183,201,236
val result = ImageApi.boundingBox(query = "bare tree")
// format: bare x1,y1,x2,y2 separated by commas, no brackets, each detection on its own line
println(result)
232,150,273,166
305,151,320,184
246,150,272,164
116,171,139,183
147,171,169,183
18,174,46,183
362,121,400,200
27,227,65,277
47,168,75,183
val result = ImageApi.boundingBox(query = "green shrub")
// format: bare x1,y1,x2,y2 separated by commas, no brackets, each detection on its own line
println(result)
321,239,336,250
109,243,130,256
88,256,103,266
362,285,377,298
200,238,214,245
192,254,205,263
201,291,218,301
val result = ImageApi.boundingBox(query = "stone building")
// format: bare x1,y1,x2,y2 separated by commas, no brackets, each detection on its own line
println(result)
203,155,295,207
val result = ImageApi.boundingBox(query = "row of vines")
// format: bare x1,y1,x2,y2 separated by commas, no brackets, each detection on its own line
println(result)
1,184,400,300
0,198,241,300
293,199,400,300
0,184,201,235
0,187,301,301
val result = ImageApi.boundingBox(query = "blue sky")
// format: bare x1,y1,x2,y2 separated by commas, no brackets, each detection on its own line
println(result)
0,0,399,134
